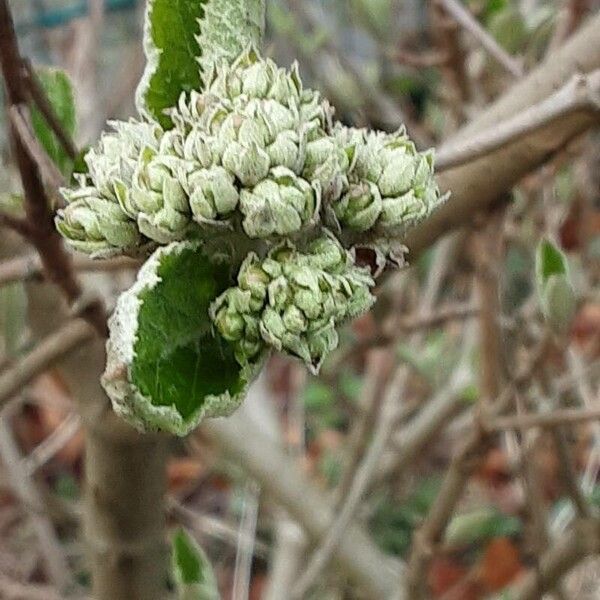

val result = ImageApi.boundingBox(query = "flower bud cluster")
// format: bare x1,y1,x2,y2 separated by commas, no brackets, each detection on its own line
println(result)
330,125,444,235
57,121,162,256
57,47,443,260
210,235,375,372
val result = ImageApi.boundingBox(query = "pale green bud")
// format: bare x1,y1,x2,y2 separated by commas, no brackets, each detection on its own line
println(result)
188,166,239,223
239,167,319,238
335,181,383,231
56,188,142,256
303,137,349,200
222,141,271,187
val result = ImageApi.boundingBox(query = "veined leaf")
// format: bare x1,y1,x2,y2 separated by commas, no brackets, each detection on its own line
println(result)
172,528,220,600
30,67,76,177
136,0,266,128
197,0,265,76
136,0,206,128
102,241,264,436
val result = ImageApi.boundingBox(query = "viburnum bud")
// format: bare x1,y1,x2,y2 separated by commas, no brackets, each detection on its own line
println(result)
239,166,320,238
56,188,142,256
188,166,239,224
127,154,191,244
210,235,375,373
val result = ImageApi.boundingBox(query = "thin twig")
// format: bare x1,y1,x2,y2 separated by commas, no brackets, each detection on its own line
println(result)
0,0,107,337
502,519,600,600
0,319,95,410
168,498,270,558
435,70,600,171
0,416,70,591
21,413,82,476
8,104,65,192
0,254,142,287
437,0,523,77
232,481,261,600
489,406,600,432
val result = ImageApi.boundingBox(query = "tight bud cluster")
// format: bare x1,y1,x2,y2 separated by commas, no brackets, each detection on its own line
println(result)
56,47,444,372
56,47,442,259
210,235,375,372
330,126,442,235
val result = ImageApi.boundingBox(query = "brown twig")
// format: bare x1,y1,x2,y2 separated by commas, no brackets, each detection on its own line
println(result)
0,319,95,410
0,0,107,337
435,70,600,171
0,254,142,287
8,103,66,192
504,519,600,600
405,12,600,260
489,406,600,432
436,0,523,77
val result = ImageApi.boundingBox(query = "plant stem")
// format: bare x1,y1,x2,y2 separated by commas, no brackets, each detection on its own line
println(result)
84,415,169,600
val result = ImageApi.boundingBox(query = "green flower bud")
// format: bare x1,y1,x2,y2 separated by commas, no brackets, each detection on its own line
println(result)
127,154,191,244
188,166,239,223
303,137,349,200
239,167,319,238
56,188,142,256
335,181,383,231
210,237,375,373
222,140,271,187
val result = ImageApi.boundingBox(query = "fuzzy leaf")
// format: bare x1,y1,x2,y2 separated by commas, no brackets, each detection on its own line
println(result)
136,0,206,128
102,241,263,436
172,528,220,600
30,67,76,177
196,0,265,76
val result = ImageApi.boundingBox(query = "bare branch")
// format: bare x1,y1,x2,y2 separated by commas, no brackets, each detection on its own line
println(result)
504,519,600,600
0,254,141,287
205,407,404,599
406,12,600,259
8,103,66,192
0,319,94,410
437,0,523,77
436,70,600,171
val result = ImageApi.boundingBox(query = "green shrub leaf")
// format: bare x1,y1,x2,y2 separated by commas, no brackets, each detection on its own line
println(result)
535,239,575,334
172,528,220,600
30,67,76,177
136,0,266,128
136,0,206,128
102,241,263,436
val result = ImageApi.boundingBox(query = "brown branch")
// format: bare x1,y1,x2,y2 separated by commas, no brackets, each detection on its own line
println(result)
8,103,66,191
435,70,600,171
437,0,523,77
0,319,95,409
489,406,600,432
0,0,107,337
0,254,141,287
406,12,600,259
0,212,35,238
472,212,505,403
504,519,600,600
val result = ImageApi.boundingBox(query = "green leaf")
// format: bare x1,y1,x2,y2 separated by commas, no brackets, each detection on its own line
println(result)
136,0,266,128
136,0,206,128
102,241,264,436
536,238,569,285
172,528,220,600
535,239,575,334
196,0,265,76
30,67,76,177
444,508,522,549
